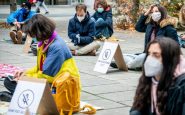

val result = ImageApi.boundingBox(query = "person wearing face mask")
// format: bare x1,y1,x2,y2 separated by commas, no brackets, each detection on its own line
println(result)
7,2,35,44
135,4,179,50
179,5,185,48
130,37,185,115
91,0,113,40
68,4,100,56
3,14,80,96
111,4,180,71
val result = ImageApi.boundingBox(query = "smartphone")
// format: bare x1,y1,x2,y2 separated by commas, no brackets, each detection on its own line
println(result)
7,75,15,81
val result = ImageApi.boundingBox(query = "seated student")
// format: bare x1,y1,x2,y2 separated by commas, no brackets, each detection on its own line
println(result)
130,37,185,115
135,4,179,50
179,5,185,48
7,2,35,44
68,4,100,56
91,0,113,39
111,4,179,70
3,14,80,95
93,0,104,10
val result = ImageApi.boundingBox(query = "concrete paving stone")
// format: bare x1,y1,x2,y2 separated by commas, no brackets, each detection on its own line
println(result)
98,71,141,81
81,92,102,101
81,99,125,110
74,56,98,64
0,53,36,61
75,107,131,115
0,58,36,64
9,63,36,69
118,79,139,87
80,73,98,80
81,77,118,87
76,60,127,77
120,100,133,107
95,107,131,115
98,91,135,103
82,84,135,95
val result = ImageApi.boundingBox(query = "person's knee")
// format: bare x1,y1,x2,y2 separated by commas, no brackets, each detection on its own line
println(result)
96,18,104,25
97,18,104,22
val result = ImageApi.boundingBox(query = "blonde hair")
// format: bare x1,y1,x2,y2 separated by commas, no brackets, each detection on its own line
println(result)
179,5,185,28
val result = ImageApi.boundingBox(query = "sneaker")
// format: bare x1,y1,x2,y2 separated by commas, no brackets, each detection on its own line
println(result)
87,50,96,56
0,91,12,102
9,31,17,44
17,31,23,44
71,50,77,56
110,62,118,68
36,8,40,13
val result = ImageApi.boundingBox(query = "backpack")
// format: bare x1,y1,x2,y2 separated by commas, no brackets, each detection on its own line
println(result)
51,72,81,115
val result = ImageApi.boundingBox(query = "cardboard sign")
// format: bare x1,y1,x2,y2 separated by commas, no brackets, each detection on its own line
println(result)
7,77,59,115
94,41,128,73
23,35,32,53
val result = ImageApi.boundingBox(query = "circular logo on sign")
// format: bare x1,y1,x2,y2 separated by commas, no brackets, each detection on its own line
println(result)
17,89,34,109
102,49,111,60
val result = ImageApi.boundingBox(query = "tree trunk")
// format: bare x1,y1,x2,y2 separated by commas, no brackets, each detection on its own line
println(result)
132,0,140,23
10,0,17,13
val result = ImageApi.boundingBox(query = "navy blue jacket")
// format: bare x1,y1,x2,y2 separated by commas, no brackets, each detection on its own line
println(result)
92,6,113,36
135,15,179,49
68,12,95,45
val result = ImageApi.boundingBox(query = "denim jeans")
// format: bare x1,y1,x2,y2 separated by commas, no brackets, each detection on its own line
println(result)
35,1,48,12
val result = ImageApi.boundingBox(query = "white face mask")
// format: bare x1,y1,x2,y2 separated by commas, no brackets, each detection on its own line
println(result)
144,56,163,77
77,15,85,22
151,12,161,22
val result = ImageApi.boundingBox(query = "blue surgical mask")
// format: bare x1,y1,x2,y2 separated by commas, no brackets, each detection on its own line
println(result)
97,8,104,13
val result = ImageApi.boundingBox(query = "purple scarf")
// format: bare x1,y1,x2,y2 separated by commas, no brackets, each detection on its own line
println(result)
38,31,57,52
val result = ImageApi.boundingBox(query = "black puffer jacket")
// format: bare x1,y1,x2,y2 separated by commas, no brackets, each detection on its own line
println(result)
135,14,179,50
130,74,185,115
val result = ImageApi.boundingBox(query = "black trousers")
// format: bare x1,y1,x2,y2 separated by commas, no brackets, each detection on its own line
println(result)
4,77,17,94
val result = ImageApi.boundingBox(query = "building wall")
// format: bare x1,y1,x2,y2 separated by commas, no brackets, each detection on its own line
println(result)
45,0,68,5
0,0,95,5
0,0,70,5
0,0,10,5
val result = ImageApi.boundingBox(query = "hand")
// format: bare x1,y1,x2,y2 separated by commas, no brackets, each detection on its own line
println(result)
76,34,80,39
91,17,96,22
14,70,24,81
182,35,185,40
97,18,103,22
13,21,21,29
144,5,155,16
75,34,80,45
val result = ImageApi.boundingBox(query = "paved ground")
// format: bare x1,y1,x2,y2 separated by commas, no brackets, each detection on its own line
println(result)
0,6,185,115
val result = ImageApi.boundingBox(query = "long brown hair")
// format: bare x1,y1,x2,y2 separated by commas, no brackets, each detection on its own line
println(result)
132,37,181,114
23,14,56,41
